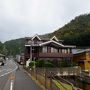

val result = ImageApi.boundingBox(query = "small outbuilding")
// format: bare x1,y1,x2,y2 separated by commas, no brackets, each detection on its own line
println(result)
73,49,90,71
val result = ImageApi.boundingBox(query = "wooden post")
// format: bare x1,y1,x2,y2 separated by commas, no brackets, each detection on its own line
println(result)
30,68,32,76
36,68,37,80
50,72,52,90
45,70,47,89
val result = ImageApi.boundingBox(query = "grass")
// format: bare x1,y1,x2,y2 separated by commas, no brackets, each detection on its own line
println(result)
30,70,72,90
53,80,73,90
37,74,50,88
33,74,72,90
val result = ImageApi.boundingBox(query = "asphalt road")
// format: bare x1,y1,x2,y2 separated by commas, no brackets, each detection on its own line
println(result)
14,66,42,90
0,59,42,90
0,74,10,90
0,59,17,77
0,59,17,90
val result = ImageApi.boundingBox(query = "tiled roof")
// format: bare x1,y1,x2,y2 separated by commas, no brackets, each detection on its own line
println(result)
25,34,76,48
25,34,63,41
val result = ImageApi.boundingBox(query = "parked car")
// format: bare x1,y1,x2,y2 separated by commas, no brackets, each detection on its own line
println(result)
0,61,4,66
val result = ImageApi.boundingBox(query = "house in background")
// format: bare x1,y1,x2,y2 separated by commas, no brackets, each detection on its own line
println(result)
24,34,75,66
16,53,24,65
73,49,90,71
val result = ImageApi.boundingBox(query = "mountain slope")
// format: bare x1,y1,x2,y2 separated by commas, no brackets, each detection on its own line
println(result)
50,14,90,46
4,38,25,56
0,42,4,54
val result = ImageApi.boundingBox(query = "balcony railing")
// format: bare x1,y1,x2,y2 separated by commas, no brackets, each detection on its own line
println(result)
39,53,73,58
25,52,73,59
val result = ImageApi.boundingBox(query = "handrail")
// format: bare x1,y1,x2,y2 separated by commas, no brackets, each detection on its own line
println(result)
51,72,74,90
52,75,68,90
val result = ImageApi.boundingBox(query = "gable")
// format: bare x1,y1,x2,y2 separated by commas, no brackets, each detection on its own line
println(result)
50,36,59,41
31,34,41,41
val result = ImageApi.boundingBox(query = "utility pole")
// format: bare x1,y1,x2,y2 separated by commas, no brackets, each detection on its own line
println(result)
30,41,36,69
30,45,32,61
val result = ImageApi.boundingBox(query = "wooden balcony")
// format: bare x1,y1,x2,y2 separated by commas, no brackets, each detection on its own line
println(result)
25,52,73,59
39,53,73,58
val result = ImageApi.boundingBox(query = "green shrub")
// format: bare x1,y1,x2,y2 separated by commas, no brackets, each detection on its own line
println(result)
36,60,54,67
29,61,36,68
44,61,54,67
35,60,44,67
29,60,55,68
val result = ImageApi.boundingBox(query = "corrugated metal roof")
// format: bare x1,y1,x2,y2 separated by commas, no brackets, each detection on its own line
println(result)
74,49,90,54
0,54,5,57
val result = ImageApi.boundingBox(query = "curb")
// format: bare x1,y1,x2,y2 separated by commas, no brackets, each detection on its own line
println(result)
24,69,46,90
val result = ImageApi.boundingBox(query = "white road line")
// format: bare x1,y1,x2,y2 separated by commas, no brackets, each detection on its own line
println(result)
0,61,18,78
0,69,7,72
10,80,14,90
7,69,12,71
0,69,12,73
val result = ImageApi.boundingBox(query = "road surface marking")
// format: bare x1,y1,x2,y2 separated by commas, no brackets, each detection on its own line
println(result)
0,61,18,78
10,73,15,90
10,80,14,90
0,69,7,72
0,69,12,73
7,69,12,71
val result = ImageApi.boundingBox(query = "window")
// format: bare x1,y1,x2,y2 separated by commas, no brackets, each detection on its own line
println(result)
42,46,47,53
62,49,65,53
68,49,70,53
64,49,67,53
61,49,67,53
51,47,57,53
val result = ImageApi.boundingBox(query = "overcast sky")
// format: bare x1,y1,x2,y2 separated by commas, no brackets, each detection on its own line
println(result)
0,0,90,42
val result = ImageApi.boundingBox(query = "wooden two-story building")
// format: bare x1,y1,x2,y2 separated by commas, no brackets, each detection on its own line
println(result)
73,49,90,71
25,34,75,65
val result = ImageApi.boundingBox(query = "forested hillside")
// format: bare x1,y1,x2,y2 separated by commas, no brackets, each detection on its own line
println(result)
0,42,4,54
50,14,90,46
4,38,25,56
